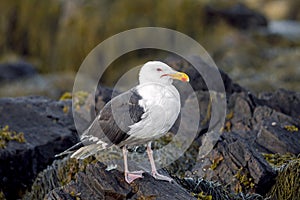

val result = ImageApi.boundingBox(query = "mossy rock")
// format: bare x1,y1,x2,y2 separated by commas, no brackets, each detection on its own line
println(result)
268,156,300,200
0,125,26,149
178,177,263,200
25,156,195,200
23,156,97,200
263,152,297,168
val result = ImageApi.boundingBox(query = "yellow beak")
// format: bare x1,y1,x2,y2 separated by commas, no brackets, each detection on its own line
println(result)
168,72,189,82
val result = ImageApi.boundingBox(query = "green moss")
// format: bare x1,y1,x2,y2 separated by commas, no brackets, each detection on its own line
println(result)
185,178,237,200
223,107,234,132
0,125,26,148
69,190,75,196
24,155,100,199
226,110,234,120
192,191,213,200
57,156,97,186
284,125,298,132
223,121,232,132
234,167,255,193
154,132,173,147
62,105,69,114
263,152,297,168
59,91,89,111
59,92,72,101
210,155,223,170
58,158,78,186
73,91,89,107
136,196,156,200
268,157,300,200
70,190,81,200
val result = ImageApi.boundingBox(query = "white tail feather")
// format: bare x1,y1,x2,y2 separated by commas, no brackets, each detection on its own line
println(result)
71,142,108,159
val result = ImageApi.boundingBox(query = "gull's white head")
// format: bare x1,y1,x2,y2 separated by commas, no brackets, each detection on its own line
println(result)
139,61,189,85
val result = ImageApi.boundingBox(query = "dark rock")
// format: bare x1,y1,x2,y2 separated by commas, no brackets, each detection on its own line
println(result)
95,85,117,104
227,92,259,133
193,133,276,195
0,60,37,82
253,106,300,154
227,91,300,154
0,96,78,199
205,3,268,29
183,90,299,195
256,120,299,154
94,85,120,115
258,89,300,118
25,158,195,200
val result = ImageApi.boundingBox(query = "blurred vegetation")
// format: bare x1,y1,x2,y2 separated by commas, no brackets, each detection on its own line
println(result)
0,0,299,92
0,0,206,74
0,0,61,70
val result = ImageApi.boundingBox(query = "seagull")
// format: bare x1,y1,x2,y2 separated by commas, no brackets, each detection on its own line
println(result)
56,61,189,183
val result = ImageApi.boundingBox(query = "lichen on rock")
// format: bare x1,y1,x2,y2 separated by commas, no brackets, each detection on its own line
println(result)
234,167,255,193
59,91,89,110
263,152,297,168
24,156,97,200
284,125,299,132
0,125,26,148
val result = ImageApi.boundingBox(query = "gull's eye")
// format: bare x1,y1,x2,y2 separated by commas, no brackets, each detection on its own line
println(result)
156,68,162,72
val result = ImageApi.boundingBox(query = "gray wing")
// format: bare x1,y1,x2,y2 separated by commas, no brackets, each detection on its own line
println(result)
82,88,145,146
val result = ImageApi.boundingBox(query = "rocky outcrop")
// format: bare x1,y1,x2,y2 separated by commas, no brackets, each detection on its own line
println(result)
186,90,299,195
23,157,195,200
258,88,300,118
1,56,299,200
46,165,194,200
0,96,78,199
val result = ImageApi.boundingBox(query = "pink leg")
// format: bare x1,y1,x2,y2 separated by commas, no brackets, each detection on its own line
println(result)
146,142,173,182
122,146,143,183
